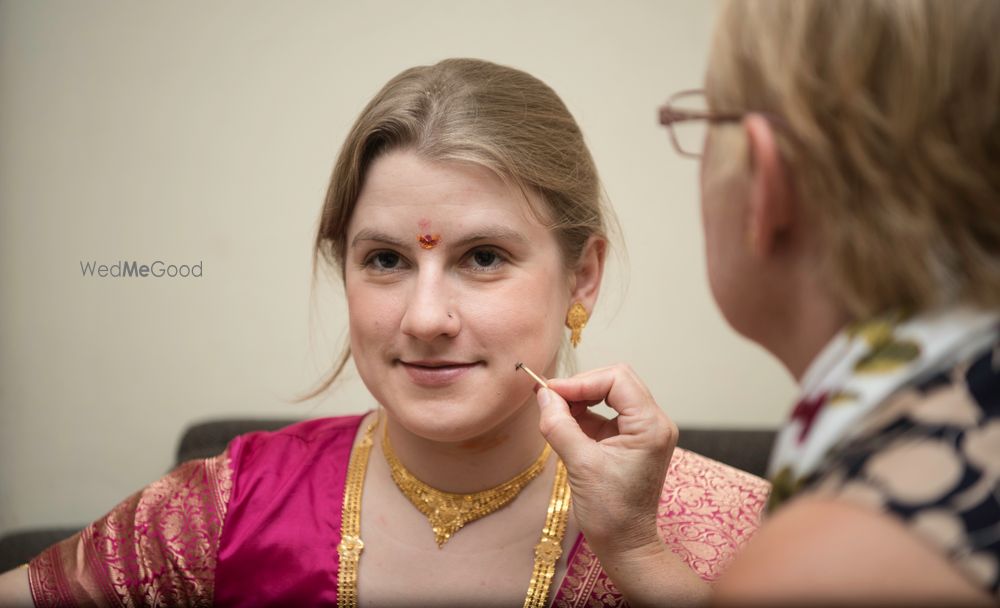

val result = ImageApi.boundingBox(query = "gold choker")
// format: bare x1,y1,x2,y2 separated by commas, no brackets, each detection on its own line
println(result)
382,425,552,547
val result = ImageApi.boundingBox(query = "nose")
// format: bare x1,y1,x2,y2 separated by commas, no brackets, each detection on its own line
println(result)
399,268,460,342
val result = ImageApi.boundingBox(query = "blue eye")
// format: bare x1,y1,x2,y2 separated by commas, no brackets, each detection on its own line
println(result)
473,250,498,267
365,251,403,271
465,247,505,272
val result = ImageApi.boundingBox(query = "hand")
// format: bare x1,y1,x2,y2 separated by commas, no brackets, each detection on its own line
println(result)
537,364,678,559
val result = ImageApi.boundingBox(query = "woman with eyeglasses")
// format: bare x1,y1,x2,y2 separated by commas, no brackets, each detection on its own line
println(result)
538,0,1000,605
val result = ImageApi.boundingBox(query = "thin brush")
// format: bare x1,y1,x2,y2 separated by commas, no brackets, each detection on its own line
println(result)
514,362,549,389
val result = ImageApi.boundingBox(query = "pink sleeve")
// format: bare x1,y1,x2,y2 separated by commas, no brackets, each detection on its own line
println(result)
28,450,234,607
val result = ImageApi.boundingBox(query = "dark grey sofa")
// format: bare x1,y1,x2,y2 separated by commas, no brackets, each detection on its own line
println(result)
0,419,776,572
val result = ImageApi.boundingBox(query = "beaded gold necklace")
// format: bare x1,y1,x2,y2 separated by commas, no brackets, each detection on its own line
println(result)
336,418,571,608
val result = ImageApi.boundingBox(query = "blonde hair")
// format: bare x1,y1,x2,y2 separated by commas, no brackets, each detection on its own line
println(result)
708,0,1000,318
303,58,611,399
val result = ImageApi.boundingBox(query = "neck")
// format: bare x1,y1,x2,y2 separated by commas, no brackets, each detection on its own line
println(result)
379,398,548,494
754,263,851,383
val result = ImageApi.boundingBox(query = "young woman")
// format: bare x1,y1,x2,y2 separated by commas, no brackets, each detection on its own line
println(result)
0,58,768,607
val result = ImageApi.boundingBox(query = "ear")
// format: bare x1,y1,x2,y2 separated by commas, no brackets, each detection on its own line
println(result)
744,115,794,257
569,236,608,315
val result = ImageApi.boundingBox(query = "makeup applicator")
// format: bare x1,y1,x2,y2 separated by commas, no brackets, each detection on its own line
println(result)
515,362,549,389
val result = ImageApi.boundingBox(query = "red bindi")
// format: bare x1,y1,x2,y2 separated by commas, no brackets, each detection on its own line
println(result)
418,234,441,249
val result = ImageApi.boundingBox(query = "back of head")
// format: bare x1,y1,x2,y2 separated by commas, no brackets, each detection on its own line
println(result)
709,0,1000,318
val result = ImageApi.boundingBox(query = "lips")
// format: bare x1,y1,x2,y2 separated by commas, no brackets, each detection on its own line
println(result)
399,360,481,387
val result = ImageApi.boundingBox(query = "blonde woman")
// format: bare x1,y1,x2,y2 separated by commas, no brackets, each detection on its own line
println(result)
540,1,1000,605
0,59,767,607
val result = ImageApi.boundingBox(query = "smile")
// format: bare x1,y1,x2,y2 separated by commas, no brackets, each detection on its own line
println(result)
399,360,482,387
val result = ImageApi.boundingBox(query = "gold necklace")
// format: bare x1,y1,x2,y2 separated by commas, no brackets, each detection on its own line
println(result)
337,417,571,608
382,425,552,547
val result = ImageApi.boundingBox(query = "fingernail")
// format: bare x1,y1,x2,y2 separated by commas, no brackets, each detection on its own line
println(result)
536,388,551,409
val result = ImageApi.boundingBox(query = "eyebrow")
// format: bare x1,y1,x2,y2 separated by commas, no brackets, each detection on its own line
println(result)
350,229,407,249
350,226,530,249
451,226,530,249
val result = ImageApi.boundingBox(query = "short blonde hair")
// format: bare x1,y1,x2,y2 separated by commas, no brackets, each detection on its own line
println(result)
708,0,1000,318
305,58,612,398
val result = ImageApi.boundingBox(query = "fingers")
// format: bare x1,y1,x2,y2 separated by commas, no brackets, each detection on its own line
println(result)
571,403,620,442
546,364,678,448
537,387,597,467
546,364,655,418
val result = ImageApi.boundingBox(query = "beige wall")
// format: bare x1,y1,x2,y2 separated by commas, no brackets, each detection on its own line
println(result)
0,0,796,536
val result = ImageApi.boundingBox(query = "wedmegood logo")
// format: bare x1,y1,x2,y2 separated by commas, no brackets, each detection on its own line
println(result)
79,260,203,278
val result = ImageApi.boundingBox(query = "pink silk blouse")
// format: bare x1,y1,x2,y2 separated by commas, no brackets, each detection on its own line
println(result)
29,415,770,606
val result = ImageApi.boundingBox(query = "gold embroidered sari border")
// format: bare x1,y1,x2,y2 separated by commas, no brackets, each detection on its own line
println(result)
29,451,236,608
208,448,235,522
27,540,74,608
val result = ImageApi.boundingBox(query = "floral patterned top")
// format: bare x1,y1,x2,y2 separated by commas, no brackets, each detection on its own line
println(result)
768,307,1000,598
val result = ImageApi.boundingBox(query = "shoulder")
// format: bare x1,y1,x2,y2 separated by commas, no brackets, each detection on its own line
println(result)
219,414,369,518
666,447,771,500
715,494,994,604
228,414,368,467
238,414,369,445
29,455,233,607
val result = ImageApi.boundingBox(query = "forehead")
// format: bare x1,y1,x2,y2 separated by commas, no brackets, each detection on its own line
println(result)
349,149,546,230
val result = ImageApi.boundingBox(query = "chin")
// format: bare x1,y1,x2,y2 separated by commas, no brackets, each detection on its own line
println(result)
381,392,528,444
709,272,752,336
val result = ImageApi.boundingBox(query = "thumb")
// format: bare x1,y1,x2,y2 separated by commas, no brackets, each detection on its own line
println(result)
537,387,593,468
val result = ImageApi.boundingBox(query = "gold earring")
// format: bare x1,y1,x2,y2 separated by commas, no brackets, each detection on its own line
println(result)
566,302,589,348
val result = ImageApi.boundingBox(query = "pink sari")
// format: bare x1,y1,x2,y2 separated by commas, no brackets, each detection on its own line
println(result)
29,415,769,607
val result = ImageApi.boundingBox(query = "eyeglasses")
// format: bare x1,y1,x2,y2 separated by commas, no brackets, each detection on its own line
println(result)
658,89,744,159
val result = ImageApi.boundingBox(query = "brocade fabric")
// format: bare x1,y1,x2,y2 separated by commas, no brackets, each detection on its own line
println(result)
28,451,233,607
553,448,768,607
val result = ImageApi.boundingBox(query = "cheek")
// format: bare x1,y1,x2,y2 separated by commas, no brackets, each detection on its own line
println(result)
463,270,566,355
700,171,739,311
345,279,401,350
700,181,723,273
702,200,728,274
700,188,759,337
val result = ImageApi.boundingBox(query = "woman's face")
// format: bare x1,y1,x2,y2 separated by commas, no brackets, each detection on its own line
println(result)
344,149,571,442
